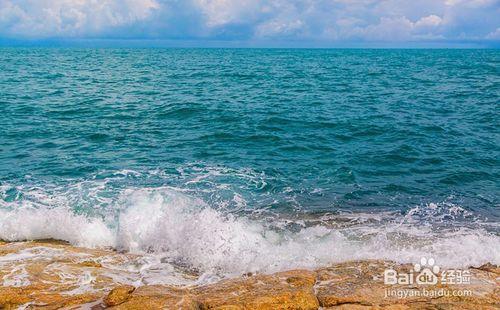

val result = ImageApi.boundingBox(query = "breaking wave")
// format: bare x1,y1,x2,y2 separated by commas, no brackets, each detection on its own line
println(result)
1,179,498,283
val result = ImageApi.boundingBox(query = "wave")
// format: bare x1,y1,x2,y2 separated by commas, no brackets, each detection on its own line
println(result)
1,185,498,284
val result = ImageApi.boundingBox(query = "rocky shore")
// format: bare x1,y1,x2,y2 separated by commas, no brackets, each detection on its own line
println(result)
0,240,498,309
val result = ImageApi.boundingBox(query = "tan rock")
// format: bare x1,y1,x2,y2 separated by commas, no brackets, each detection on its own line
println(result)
112,285,200,309
105,285,136,306
79,260,103,268
315,260,405,307
194,269,319,309
0,285,99,310
315,260,500,309
113,270,320,309
472,263,500,274
0,241,498,309
0,287,32,309
34,293,101,309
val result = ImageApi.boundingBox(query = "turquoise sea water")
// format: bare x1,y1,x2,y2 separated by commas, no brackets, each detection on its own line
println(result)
0,48,499,282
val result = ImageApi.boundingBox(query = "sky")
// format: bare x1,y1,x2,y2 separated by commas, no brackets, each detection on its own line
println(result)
0,0,499,47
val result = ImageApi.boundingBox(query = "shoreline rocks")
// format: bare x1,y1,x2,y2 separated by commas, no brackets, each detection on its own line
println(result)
0,240,498,309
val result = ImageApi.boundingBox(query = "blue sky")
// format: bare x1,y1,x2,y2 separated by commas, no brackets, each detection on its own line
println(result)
0,0,499,47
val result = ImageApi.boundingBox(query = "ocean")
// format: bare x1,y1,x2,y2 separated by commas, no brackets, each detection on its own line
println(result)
0,48,498,284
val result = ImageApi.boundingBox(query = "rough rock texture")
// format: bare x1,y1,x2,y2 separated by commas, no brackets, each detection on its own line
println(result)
104,285,136,306
314,261,499,309
112,286,201,310
192,269,319,309
0,240,498,309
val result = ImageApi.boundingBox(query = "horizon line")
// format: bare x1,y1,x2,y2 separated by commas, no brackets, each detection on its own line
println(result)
1,38,499,49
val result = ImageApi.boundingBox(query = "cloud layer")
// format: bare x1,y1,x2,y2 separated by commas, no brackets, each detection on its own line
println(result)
0,0,499,44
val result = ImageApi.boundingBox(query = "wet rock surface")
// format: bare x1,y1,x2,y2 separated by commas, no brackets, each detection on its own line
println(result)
0,241,498,309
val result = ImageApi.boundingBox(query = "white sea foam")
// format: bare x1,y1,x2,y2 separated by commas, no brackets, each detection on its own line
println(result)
0,186,498,284
0,207,114,248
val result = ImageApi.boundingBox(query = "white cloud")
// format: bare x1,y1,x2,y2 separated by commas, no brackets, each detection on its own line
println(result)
445,0,497,8
336,17,364,28
194,0,263,27
350,16,414,41
415,15,443,27
256,18,305,37
0,0,498,43
0,0,159,38
486,27,500,39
